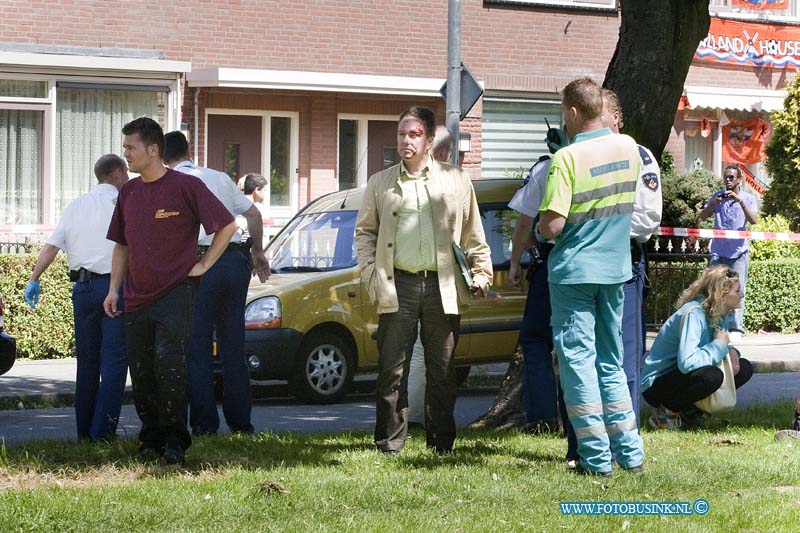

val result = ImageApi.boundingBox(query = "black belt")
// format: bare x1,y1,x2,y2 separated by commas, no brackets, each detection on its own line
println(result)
630,239,643,264
197,241,249,254
395,268,438,278
69,268,110,283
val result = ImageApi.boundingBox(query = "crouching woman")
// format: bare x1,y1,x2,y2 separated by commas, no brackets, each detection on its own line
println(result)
641,266,753,429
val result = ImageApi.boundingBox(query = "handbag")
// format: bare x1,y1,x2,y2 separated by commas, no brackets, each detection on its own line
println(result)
680,303,737,413
694,353,737,413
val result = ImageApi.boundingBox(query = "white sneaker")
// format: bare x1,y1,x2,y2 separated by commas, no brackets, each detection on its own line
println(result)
774,430,800,441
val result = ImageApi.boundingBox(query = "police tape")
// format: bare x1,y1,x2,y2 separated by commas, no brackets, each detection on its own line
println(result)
657,227,800,241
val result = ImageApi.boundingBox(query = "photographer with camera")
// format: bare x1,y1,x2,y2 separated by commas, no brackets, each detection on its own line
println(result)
698,165,758,337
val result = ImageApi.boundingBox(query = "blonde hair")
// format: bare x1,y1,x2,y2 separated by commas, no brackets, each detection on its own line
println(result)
675,265,739,324
562,77,603,120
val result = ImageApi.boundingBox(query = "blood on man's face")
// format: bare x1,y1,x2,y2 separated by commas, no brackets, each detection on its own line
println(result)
397,116,432,166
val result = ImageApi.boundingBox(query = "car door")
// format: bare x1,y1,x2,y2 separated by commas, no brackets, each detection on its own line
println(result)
457,202,528,364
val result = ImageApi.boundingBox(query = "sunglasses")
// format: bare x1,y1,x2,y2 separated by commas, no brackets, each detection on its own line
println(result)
723,174,739,180
725,269,738,279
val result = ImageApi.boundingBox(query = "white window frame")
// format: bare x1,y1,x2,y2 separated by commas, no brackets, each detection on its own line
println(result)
204,108,300,220
336,113,398,188
0,62,184,224
483,0,616,11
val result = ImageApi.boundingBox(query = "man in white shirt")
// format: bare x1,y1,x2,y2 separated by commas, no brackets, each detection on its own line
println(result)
24,154,130,441
163,132,269,436
600,89,662,425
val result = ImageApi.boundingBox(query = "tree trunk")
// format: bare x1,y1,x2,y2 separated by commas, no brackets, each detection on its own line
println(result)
468,349,527,429
473,1,711,429
604,0,710,161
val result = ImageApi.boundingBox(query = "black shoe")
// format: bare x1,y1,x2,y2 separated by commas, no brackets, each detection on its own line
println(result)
679,407,706,430
136,443,165,462
379,448,399,457
574,465,612,478
162,445,186,465
621,464,644,474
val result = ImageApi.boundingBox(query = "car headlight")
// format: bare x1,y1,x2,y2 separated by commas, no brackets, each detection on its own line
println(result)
245,296,282,330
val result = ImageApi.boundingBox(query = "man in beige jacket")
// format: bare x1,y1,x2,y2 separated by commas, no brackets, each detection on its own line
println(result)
355,106,492,455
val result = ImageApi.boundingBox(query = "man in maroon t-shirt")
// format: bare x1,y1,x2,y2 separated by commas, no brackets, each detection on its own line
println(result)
103,117,237,464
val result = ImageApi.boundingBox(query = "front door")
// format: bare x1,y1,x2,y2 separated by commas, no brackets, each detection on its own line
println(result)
207,114,262,183
367,120,399,177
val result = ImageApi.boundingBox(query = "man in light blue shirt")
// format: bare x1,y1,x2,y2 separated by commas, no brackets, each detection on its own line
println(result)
699,165,759,333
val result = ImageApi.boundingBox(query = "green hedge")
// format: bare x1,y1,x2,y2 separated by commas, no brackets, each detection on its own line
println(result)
745,259,800,332
0,253,75,359
647,258,800,333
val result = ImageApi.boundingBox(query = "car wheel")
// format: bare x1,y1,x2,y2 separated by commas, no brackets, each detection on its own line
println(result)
290,331,355,404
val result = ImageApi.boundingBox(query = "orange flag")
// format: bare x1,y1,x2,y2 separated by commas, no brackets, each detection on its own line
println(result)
722,118,770,164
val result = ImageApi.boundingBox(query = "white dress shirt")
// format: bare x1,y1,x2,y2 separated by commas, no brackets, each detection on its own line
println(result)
630,145,663,243
173,161,254,245
47,183,119,273
508,157,551,218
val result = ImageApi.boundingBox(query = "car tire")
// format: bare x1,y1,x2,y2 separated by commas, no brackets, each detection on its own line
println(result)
290,331,355,404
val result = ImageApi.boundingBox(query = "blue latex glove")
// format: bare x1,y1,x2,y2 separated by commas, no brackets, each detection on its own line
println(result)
24,280,40,309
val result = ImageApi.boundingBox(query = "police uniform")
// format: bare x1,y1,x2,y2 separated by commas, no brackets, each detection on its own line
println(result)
47,183,128,440
622,145,662,425
174,160,257,435
539,127,644,474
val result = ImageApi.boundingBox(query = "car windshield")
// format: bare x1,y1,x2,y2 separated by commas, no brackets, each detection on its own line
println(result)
268,211,358,273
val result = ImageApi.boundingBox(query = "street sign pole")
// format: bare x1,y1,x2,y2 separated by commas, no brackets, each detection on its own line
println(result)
446,0,461,166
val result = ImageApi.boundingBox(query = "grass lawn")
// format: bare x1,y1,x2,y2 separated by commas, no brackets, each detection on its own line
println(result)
1,401,799,532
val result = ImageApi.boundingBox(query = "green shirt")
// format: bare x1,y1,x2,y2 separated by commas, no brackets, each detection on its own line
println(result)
393,159,437,272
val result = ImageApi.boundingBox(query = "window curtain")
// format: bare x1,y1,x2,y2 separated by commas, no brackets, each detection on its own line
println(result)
56,88,158,213
0,109,42,224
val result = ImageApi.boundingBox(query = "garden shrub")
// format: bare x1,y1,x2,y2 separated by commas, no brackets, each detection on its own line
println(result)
749,214,800,261
0,253,75,359
745,259,800,332
660,168,718,230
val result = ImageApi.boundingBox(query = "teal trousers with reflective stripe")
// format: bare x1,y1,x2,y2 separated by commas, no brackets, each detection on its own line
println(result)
550,282,644,473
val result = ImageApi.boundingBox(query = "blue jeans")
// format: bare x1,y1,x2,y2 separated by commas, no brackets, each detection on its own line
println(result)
709,251,749,332
622,254,645,426
71,275,127,440
189,248,254,435
519,262,577,460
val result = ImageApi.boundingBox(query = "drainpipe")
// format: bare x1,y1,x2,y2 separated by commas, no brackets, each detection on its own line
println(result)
193,88,200,163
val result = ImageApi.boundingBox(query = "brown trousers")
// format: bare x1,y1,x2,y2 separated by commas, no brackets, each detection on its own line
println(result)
374,270,460,452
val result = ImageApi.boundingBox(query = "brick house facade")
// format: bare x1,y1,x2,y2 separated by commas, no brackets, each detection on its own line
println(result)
0,0,794,231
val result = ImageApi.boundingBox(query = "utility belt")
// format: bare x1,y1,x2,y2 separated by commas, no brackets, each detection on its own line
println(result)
197,238,252,256
530,241,554,266
630,239,644,264
527,241,554,281
69,268,110,283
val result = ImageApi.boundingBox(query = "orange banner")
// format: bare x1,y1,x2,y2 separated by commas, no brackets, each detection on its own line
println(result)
696,17,800,68
722,118,770,165
732,0,789,10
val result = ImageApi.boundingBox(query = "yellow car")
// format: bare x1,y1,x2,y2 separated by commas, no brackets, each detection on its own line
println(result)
240,179,530,403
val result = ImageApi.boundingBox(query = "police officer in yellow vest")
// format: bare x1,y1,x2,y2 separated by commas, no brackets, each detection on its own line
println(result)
538,78,644,477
